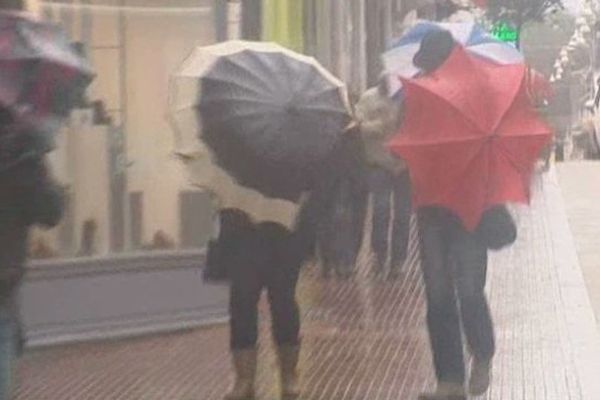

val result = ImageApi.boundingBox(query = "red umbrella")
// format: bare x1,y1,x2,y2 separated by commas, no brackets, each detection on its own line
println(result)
0,12,94,132
388,45,551,231
0,11,94,168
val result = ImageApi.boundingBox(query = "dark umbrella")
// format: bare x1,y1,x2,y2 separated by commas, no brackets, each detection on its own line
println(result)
169,41,352,202
0,11,94,165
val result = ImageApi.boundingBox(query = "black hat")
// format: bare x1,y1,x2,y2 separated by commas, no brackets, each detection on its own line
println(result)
413,30,456,73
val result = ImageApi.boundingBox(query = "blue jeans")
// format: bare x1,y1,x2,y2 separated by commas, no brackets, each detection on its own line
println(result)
417,208,495,384
0,308,16,400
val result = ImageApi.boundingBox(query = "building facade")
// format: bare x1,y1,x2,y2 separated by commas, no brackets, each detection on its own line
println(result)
25,0,423,257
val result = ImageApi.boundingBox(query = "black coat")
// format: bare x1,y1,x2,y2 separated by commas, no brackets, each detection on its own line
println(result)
0,158,65,306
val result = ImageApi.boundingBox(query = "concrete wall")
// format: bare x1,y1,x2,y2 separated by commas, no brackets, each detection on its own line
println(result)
20,250,228,347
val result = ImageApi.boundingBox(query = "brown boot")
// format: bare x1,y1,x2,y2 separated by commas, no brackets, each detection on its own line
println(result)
418,382,466,400
277,345,301,400
224,349,257,400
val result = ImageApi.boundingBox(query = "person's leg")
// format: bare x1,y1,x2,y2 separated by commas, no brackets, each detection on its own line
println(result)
317,228,334,279
345,177,369,276
226,239,263,400
369,168,393,275
0,309,16,400
229,258,263,351
267,243,301,348
390,172,412,276
417,209,466,399
451,229,495,396
265,227,302,399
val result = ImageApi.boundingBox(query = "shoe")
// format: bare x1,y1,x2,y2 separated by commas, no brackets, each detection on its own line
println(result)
277,344,301,400
418,382,466,400
224,349,257,400
469,357,492,396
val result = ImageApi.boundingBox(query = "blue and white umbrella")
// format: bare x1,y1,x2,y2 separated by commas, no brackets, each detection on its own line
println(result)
382,21,524,94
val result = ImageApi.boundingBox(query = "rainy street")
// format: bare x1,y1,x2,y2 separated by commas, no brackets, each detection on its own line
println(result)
1,1,600,400
11,169,600,399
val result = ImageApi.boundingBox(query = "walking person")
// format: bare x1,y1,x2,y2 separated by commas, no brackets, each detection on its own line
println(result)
171,41,367,400
0,132,65,399
355,79,411,278
213,207,304,400
204,126,365,400
390,30,525,400
0,2,74,396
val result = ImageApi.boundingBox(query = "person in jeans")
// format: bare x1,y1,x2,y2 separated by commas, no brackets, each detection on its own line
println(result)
417,208,494,400
410,30,501,400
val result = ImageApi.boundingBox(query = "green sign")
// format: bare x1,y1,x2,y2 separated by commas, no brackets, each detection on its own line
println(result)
491,22,519,45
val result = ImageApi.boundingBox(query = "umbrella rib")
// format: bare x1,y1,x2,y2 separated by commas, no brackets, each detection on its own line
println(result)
201,76,266,97
397,135,485,148
304,86,344,102
199,97,278,107
441,139,489,208
495,132,549,171
205,109,279,121
410,82,491,134
221,55,278,94
246,50,291,93
296,104,349,115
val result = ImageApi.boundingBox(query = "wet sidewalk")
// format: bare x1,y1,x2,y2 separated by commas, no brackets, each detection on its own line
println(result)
558,161,600,325
13,171,600,400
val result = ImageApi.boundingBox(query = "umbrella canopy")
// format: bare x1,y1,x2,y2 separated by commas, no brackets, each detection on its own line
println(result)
169,40,352,203
382,21,523,94
0,12,94,131
388,45,552,231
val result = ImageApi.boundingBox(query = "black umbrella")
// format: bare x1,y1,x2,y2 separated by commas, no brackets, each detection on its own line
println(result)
170,41,352,202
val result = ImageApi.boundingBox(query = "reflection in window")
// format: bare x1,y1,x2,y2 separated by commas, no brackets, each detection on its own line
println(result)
35,1,217,258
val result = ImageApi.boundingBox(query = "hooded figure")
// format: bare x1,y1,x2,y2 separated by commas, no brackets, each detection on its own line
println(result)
355,78,412,278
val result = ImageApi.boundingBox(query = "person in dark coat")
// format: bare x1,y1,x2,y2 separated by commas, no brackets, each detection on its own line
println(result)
0,153,64,399
355,79,411,279
409,30,516,400
204,125,366,400
317,145,368,279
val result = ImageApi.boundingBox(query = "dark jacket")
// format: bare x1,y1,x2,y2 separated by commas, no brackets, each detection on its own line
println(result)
204,127,368,281
0,158,65,306
294,126,368,265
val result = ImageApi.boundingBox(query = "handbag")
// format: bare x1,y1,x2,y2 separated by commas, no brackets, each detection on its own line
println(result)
202,208,254,283
475,205,517,250
203,238,229,283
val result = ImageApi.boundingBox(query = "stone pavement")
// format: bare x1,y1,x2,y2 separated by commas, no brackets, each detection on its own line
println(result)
557,161,600,326
12,171,600,400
